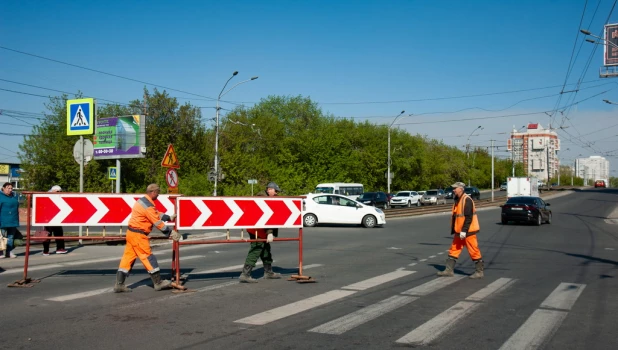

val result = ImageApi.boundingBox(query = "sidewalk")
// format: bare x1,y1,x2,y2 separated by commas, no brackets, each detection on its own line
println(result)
0,231,227,272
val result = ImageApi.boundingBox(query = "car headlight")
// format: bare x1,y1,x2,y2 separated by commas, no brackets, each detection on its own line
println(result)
375,208,384,214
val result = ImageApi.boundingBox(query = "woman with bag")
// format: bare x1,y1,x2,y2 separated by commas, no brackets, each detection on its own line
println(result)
42,185,67,255
0,182,20,258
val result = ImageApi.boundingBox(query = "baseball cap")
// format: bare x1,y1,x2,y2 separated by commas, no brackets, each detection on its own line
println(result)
451,182,466,189
49,185,62,192
266,182,281,192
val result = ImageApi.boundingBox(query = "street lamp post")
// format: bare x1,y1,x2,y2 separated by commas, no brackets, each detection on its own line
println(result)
213,72,258,196
387,111,406,194
580,29,618,49
466,125,483,186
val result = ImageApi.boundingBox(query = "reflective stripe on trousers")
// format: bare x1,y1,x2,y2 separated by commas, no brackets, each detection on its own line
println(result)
118,230,160,274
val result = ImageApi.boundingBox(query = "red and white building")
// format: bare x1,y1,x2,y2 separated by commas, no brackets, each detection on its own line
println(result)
507,123,560,182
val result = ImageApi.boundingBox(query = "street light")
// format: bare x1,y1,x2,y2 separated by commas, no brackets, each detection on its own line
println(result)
580,29,618,50
387,110,406,194
466,126,483,186
213,72,259,196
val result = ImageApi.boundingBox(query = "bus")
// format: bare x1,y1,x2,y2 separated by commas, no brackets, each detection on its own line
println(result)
314,183,364,200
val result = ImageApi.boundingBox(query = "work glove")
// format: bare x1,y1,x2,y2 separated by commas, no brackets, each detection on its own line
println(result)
168,213,177,221
267,233,274,243
170,230,182,242
459,231,467,240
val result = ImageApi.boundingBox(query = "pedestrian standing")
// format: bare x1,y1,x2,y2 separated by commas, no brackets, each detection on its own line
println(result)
113,184,181,293
43,185,68,255
437,181,484,279
239,182,283,283
0,182,20,258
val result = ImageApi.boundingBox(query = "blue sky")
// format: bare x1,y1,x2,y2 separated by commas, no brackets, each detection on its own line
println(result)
2,0,618,175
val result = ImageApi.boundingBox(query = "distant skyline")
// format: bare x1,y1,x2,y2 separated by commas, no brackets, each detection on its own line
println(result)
1,0,618,175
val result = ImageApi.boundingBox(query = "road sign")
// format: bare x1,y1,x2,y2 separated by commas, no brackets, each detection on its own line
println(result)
67,98,95,136
73,139,94,165
176,197,302,230
31,194,176,226
248,179,257,184
166,168,178,188
161,144,180,168
108,167,117,180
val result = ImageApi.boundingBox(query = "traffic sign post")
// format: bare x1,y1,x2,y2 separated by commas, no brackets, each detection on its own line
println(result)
67,98,95,136
248,179,257,195
166,168,179,194
108,167,117,180
161,144,180,168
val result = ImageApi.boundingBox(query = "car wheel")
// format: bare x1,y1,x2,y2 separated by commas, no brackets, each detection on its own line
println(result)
501,218,508,225
535,213,542,226
416,201,421,207
407,201,411,208
546,212,552,224
362,214,377,228
383,202,388,210
303,213,317,227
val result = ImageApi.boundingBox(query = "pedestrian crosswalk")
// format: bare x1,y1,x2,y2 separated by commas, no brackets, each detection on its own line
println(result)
234,269,586,349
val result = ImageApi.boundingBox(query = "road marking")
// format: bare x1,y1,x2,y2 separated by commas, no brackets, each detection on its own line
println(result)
401,275,465,296
308,295,418,335
539,283,585,311
498,309,568,350
190,263,322,275
437,252,444,255
396,278,515,345
428,255,436,259
419,258,427,262
48,287,117,302
341,270,415,291
234,290,357,325
408,262,417,267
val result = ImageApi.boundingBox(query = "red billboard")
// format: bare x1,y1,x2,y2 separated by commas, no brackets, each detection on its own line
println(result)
604,24,618,66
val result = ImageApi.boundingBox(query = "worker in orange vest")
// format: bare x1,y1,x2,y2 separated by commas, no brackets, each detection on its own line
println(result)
437,181,484,279
114,183,181,292
239,182,283,283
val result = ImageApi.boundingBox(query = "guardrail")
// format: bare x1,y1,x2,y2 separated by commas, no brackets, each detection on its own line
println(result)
385,189,571,219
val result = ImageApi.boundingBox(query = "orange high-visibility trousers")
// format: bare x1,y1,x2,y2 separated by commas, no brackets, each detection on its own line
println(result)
448,234,482,261
118,231,160,274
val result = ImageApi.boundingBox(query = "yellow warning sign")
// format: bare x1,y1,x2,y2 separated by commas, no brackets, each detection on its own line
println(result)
161,144,180,168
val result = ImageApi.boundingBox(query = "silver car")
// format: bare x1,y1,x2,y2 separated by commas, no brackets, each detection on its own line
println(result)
421,189,446,205
390,191,422,207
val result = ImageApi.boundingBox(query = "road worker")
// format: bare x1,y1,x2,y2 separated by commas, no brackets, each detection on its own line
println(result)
114,183,181,293
437,181,484,279
239,182,283,283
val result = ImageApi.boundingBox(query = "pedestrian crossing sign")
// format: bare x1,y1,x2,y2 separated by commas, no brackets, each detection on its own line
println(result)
67,98,95,136
108,167,117,180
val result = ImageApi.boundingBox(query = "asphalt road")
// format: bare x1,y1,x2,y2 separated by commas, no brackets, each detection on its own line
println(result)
1,188,616,349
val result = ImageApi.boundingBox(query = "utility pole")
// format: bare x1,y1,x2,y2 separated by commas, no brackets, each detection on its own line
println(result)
491,140,494,202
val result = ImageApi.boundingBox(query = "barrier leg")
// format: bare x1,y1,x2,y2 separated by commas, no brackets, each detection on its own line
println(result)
171,240,190,292
288,228,315,283
8,194,40,288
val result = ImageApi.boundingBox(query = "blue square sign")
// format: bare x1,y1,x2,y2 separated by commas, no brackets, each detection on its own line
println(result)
67,98,94,135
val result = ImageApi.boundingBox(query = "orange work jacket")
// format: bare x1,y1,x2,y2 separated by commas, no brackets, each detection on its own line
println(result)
127,196,170,235
451,193,480,234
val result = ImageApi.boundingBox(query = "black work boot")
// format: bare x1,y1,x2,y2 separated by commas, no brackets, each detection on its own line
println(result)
150,271,172,291
437,258,456,277
239,264,258,283
263,263,282,279
469,260,484,279
113,271,132,293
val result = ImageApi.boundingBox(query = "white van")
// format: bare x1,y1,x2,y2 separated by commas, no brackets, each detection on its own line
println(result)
314,183,364,200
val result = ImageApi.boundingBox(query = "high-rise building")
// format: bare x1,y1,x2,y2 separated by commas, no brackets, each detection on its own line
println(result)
575,156,610,184
507,123,560,182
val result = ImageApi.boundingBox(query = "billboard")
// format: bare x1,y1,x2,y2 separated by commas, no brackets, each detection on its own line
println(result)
93,115,146,160
604,24,618,66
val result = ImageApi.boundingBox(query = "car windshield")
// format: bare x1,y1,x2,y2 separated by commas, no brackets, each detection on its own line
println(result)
506,197,537,205
358,192,375,200
426,190,438,195
464,187,474,193
395,192,410,197
314,187,334,194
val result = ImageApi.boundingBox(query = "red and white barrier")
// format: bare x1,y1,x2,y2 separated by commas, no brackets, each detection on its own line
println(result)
31,193,176,226
177,197,302,230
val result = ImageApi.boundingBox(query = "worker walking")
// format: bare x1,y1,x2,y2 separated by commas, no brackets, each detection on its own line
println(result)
437,181,484,279
114,184,181,293
239,182,283,283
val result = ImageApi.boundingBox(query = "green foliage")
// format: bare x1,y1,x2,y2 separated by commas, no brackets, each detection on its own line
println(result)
18,92,521,195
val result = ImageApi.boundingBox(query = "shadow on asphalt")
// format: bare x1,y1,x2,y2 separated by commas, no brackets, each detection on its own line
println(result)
565,253,618,267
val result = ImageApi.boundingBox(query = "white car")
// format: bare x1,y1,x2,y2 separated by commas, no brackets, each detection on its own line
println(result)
390,191,422,207
302,193,386,228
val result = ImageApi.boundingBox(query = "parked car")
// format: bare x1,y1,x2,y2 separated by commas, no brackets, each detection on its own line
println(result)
500,196,552,226
390,191,422,207
357,191,390,209
464,186,481,200
595,180,607,188
302,194,386,228
500,182,507,191
444,187,454,199
421,189,446,205
386,193,395,202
